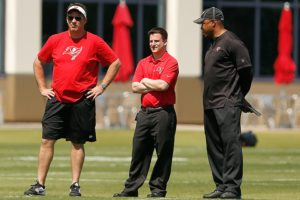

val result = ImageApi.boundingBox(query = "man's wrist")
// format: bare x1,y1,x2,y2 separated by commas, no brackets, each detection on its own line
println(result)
101,83,108,90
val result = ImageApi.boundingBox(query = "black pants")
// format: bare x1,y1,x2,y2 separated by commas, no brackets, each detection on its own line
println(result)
123,106,177,195
204,106,242,195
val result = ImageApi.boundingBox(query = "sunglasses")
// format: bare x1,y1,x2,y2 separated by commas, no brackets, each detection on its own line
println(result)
67,15,82,21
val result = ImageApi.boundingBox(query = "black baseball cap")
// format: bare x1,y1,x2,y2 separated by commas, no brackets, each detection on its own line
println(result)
193,7,224,24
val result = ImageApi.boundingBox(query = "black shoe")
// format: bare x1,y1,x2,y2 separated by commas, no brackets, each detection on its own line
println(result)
69,182,81,197
147,192,166,198
24,181,46,196
220,191,241,199
203,190,223,198
113,191,138,197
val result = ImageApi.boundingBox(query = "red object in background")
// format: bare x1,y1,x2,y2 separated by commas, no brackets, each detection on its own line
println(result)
273,3,296,84
112,1,134,82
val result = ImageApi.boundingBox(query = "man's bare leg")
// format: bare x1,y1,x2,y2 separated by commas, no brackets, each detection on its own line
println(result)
37,139,56,185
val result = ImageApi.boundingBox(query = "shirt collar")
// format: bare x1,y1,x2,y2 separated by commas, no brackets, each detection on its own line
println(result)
148,52,169,63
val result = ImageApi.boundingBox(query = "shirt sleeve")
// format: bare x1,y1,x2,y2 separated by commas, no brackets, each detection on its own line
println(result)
132,60,144,82
232,40,252,70
38,35,55,63
160,60,179,85
238,67,253,96
230,39,253,97
96,37,118,67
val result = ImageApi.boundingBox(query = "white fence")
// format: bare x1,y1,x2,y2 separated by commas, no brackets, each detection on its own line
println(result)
96,91,140,129
242,93,300,129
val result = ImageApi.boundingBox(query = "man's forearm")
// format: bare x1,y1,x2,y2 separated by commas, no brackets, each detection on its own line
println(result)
141,78,169,91
132,82,150,94
101,59,121,87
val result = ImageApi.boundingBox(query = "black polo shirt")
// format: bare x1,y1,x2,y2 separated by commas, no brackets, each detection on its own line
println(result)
203,31,252,109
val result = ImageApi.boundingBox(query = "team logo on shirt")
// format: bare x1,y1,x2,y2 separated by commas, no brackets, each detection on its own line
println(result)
154,66,164,74
63,46,83,60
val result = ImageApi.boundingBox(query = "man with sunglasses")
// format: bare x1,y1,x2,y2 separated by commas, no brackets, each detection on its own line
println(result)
24,2,120,197
194,7,253,199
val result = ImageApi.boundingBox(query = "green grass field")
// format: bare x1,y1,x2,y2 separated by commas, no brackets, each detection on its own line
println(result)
0,128,299,200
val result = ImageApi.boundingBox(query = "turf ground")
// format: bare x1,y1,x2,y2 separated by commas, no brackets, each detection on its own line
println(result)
0,128,299,200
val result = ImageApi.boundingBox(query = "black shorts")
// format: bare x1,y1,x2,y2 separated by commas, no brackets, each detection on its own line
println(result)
42,97,96,144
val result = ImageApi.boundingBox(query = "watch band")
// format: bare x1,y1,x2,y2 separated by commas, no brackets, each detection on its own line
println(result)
101,83,108,90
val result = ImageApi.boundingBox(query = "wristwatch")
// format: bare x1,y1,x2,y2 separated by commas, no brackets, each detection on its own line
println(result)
101,83,108,90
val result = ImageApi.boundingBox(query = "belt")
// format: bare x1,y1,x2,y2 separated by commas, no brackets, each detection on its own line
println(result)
141,105,174,113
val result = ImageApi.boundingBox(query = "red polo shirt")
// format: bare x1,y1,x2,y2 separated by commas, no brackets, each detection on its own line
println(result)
132,52,179,107
38,31,118,103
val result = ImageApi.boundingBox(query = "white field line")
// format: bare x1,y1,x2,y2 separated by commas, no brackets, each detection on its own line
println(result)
2,175,300,183
11,156,188,162
0,176,124,183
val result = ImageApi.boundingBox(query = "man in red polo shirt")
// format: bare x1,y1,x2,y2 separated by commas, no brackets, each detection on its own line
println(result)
24,2,120,197
114,27,179,198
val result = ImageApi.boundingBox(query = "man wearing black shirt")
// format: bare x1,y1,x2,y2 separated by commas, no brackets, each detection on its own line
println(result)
194,7,253,199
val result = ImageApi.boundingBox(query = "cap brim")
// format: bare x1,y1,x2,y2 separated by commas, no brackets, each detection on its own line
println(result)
193,18,204,24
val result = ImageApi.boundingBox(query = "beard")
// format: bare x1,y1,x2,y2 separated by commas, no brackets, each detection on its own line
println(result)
202,29,214,39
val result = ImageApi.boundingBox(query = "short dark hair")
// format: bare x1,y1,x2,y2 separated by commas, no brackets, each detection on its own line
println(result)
148,27,168,41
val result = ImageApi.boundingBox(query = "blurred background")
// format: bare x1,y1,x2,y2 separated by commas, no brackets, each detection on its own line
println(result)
0,0,299,129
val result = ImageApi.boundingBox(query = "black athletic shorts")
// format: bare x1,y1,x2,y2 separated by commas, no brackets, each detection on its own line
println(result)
42,96,96,144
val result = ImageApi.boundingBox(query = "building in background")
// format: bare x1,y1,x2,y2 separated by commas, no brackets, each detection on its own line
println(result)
0,0,299,125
